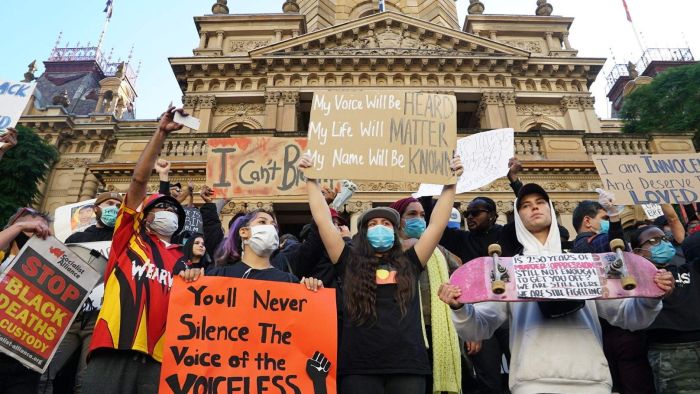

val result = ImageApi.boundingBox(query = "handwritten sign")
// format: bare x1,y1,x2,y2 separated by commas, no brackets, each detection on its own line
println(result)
513,254,603,300
207,137,339,198
159,277,337,394
642,204,664,220
0,80,36,133
414,128,514,196
0,236,101,372
183,208,203,234
593,154,700,205
305,91,457,184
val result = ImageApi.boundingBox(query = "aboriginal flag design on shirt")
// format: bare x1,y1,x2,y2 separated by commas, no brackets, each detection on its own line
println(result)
89,196,187,362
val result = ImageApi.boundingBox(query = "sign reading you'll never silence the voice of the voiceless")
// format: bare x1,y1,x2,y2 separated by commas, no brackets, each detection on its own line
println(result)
305,91,458,184
159,277,337,394
593,154,700,205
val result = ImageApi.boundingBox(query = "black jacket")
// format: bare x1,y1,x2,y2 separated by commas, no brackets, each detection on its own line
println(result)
65,225,114,243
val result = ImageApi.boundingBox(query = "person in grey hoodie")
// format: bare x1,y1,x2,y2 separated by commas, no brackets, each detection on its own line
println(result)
439,184,675,394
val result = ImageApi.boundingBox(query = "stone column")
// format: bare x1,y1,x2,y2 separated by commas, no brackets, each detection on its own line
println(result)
198,96,217,132
279,91,299,132
216,31,224,50
477,92,503,129
199,32,208,49
264,91,281,129
562,33,572,50
560,96,586,130
79,171,100,201
580,96,601,132
182,95,199,114
544,32,555,51
500,92,519,129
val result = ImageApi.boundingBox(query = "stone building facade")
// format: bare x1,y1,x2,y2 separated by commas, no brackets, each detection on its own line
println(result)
18,0,697,235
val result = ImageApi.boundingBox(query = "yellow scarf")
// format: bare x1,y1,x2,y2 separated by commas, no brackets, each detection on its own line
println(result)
420,248,462,393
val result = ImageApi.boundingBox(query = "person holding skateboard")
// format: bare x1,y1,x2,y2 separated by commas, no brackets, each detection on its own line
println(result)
439,183,674,394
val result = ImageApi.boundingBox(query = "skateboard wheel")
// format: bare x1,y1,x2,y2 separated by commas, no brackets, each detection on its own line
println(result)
621,276,637,291
488,244,502,256
492,280,506,294
609,239,626,252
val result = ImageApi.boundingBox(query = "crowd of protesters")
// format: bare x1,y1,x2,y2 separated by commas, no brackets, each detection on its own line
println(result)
0,107,698,394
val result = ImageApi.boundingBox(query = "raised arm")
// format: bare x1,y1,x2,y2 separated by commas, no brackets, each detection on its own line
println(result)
661,204,685,244
507,157,523,196
155,159,171,195
413,156,463,265
298,154,345,264
126,107,185,210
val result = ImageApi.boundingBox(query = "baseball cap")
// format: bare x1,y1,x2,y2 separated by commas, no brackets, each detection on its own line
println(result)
448,208,461,229
516,183,550,211
95,192,123,206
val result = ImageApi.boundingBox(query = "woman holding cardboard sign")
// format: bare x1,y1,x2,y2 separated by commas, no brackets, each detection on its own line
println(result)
299,152,463,394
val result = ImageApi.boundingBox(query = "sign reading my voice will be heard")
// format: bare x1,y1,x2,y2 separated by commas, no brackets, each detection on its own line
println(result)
305,91,458,184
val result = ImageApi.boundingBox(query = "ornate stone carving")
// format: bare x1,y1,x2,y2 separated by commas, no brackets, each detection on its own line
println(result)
198,95,217,109
536,0,554,16
345,201,373,214
314,26,453,56
516,104,564,116
211,0,229,15
265,91,281,105
500,92,516,105
182,95,199,107
214,103,265,115
553,201,576,214
230,40,270,53
355,181,420,192
281,91,299,105
247,202,274,212
57,158,94,168
502,40,543,54
560,96,580,111
579,96,595,109
481,91,501,106
221,201,247,215
282,0,299,13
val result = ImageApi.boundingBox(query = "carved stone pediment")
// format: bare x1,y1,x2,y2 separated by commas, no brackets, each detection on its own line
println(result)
251,11,530,59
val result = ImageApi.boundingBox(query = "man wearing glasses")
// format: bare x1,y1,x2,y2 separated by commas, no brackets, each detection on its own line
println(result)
82,106,202,394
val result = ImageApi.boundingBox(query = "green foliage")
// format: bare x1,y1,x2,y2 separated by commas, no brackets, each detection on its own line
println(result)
621,63,700,143
0,125,58,225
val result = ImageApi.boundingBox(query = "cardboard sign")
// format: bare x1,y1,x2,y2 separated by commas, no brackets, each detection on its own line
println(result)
159,277,337,394
414,128,514,197
54,200,97,243
0,80,36,132
642,204,664,220
513,254,603,300
0,236,101,372
305,91,457,184
207,137,339,197
593,154,700,205
183,207,203,234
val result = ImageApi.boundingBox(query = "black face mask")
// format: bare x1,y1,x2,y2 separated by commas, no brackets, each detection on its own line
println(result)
14,232,30,250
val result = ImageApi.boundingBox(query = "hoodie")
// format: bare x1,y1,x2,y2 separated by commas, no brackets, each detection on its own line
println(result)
451,200,662,394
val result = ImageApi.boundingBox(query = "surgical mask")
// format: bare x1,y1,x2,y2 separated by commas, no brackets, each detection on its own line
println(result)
367,225,395,252
100,206,119,227
244,224,279,257
149,211,179,236
404,218,426,239
598,219,610,234
650,241,676,265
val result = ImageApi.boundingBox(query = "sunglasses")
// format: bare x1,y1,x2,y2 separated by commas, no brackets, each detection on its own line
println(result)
639,235,672,248
465,209,489,218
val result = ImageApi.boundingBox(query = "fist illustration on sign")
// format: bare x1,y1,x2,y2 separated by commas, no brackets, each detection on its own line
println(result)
306,351,331,394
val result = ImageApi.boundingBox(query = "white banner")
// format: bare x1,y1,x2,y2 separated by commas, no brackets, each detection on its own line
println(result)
413,128,514,197
0,80,36,133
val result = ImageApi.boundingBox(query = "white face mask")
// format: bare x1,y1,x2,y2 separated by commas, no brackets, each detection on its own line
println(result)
243,224,279,257
149,211,179,236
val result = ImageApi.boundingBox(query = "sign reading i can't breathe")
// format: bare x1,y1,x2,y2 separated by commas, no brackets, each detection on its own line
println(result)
0,236,101,373
0,80,36,132
305,91,458,184
159,277,337,394
593,154,700,205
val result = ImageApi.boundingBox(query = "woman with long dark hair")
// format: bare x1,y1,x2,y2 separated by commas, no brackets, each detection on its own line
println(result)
182,233,212,269
299,153,463,393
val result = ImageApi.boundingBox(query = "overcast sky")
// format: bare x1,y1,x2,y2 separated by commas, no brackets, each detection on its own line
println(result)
1,0,698,122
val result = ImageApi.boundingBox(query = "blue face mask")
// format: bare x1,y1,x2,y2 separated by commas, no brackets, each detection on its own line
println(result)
403,218,426,239
598,219,610,234
367,225,395,252
100,206,119,227
650,241,676,265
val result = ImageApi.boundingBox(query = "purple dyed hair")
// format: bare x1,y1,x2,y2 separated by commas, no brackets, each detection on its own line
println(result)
214,209,277,266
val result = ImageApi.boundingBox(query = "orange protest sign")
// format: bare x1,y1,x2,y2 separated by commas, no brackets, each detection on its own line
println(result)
207,137,340,198
159,277,337,394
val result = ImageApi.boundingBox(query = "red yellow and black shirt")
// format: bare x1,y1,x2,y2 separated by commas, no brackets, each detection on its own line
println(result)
89,195,187,362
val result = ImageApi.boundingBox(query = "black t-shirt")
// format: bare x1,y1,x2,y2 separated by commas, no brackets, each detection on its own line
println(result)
65,225,115,243
206,261,299,283
336,245,430,376
647,257,700,342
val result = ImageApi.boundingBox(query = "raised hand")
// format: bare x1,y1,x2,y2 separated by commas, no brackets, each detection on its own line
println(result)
306,351,331,394
438,283,464,310
507,157,522,182
595,188,619,216
0,128,18,151
157,106,186,134
654,269,674,297
298,152,313,171
200,185,214,203
154,159,171,175
16,219,50,239
450,155,464,177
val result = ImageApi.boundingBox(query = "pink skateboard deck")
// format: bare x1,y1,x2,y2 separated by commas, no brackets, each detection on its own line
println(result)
450,251,664,304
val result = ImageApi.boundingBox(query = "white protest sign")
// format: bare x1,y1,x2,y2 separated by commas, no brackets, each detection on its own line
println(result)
513,254,603,300
414,128,514,197
174,112,200,131
641,204,664,220
54,200,97,242
0,80,36,132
